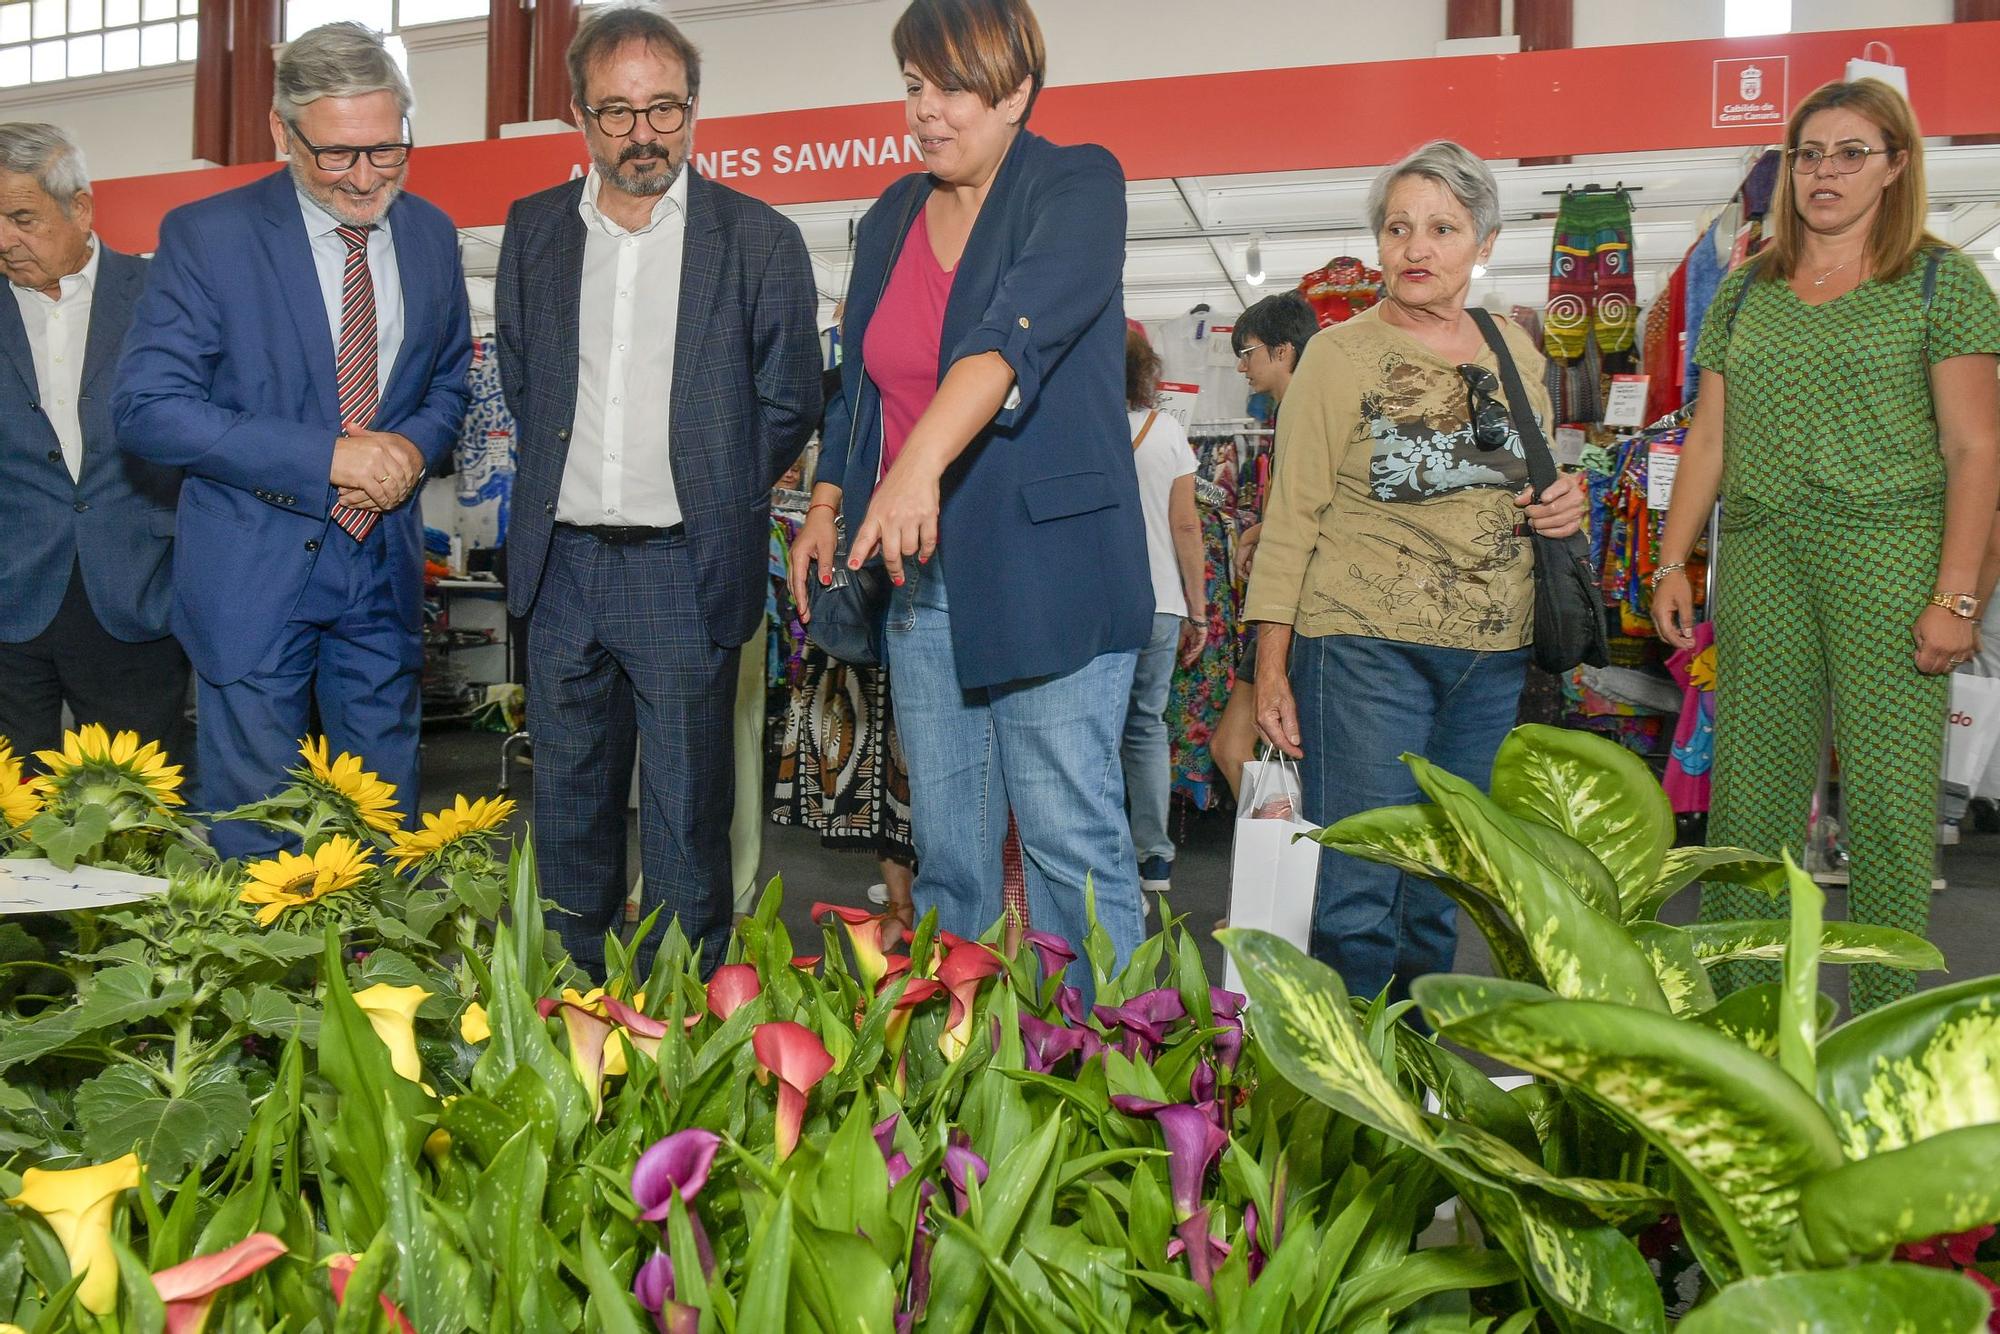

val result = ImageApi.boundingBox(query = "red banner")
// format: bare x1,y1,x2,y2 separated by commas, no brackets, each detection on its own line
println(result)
91,21,2000,254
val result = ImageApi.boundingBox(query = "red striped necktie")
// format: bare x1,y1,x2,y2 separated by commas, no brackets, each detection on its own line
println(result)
328,223,382,543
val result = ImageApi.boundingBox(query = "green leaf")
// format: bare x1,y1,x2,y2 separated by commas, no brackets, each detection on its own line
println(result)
574,1223,649,1334
1690,984,1838,1061
1678,1262,1992,1333
243,985,321,1045
1445,1172,1665,1334
1429,1120,1670,1227
0,962,194,1071
1391,1027,1540,1159
1316,804,1538,984
75,1064,251,1180
1778,854,1822,1093
1429,994,1846,1269
1792,1123,2000,1266
1409,757,1668,1012
1626,923,1718,1017
31,803,111,869
737,1190,795,1333
1326,1244,1517,1329
1511,822,1621,919
1487,723,1673,906
1816,975,2000,1160
1673,920,1945,972
1628,846,1787,923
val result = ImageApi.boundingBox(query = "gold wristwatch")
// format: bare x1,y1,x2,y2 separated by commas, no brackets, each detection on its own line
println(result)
1930,592,1981,620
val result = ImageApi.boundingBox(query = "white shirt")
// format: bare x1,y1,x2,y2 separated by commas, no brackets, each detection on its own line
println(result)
557,166,687,527
296,189,404,407
1130,408,1198,619
11,237,99,482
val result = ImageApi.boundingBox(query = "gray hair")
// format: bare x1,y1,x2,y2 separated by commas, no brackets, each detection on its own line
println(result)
0,122,90,216
274,22,414,125
1366,140,1502,243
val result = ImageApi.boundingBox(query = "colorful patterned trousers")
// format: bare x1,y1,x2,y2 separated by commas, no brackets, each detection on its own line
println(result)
1702,507,1947,1012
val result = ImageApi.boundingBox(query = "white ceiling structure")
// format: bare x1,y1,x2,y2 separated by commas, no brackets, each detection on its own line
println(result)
458,142,2000,328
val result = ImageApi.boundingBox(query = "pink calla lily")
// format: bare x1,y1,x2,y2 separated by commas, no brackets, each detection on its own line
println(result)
632,1128,722,1221
751,1021,835,1159
601,995,668,1062
1020,1013,1088,1073
327,1254,416,1334
633,1251,699,1334
152,1232,287,1334
810,901,894,988
705,964,762,1021
556,999,616,1119
935,941,1004,1061
943,1141,989,1215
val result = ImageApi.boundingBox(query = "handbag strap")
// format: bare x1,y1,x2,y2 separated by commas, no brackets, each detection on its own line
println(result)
1467,308,1559,500
1131,410,1159,452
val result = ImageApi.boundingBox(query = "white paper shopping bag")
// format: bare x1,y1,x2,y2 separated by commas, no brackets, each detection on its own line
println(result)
1847,41,1908,97
1946,671,2000,801
1223,751,1322,996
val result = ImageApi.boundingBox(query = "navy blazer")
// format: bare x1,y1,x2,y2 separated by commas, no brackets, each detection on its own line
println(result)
113,170,473,685
496,171,823,648
1,246,179,644
818,131,1151,690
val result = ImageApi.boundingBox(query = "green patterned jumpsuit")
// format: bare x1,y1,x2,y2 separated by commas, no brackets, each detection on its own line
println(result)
1696,248,2000,1012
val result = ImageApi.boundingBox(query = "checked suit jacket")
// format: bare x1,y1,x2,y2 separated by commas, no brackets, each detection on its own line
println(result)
496,170,823,648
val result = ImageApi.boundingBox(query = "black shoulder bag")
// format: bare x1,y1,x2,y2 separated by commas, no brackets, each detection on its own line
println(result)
1467,308,1610,675
805,185,929,667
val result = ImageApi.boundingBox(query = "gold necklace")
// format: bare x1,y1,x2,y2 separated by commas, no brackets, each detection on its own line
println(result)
1811,257,1859,287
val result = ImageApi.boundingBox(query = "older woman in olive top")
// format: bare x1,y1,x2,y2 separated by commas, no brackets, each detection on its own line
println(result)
1247,141,1586,1002
1653,79,2000,1012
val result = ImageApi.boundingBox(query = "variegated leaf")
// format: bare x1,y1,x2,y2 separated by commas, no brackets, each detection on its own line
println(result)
1393,1026,1540,1158
1791,1123,2000,1267
1410,757,1669,1012
1677,1262,1992,1334
1431,1119,1671,1227
1487,723,1673,906
1817,976,2000,1160
1434,996,1846,1267
1512,822,1621,919
1627,845,1787,924
1627,923,1718,1017
1317,803,1540,985
1691,984,1839,1062
1410,974,1557,1032
1448,1171,1667,1334
1676,921,1945,973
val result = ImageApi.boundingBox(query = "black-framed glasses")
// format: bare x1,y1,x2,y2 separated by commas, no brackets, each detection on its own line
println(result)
1457,363,1512,451
581,99,693,137
1787,143,1887,174
288,122,412,172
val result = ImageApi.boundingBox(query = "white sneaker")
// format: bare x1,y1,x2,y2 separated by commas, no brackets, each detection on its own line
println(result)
1141,878,1171,896
866,882,889,906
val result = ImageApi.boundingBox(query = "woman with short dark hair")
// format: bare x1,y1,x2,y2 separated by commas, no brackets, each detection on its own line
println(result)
790,0,1150,966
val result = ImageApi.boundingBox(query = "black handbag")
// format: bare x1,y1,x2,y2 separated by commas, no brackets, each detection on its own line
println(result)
1468,308,1610,675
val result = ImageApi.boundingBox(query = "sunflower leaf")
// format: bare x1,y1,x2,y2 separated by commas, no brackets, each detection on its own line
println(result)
74,1064,251,1181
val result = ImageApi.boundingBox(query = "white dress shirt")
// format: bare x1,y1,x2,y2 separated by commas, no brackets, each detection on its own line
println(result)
296,189,404,406
11,237,99,482
556,165,686,527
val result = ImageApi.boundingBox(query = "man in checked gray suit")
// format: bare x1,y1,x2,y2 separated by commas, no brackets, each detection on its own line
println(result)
497,2,821,977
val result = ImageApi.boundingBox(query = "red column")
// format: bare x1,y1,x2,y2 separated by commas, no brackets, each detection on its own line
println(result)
485,0,531,138
192,0,230,163
529,0,579,124
226,0,278,166
1955,0,2000,144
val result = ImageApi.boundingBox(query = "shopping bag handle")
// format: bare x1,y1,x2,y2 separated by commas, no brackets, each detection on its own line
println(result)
1246,742,1303,811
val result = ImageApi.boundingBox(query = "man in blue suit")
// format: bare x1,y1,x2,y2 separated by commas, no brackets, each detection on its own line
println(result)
115,23,471,857
0,123,186,762
497,3,820,975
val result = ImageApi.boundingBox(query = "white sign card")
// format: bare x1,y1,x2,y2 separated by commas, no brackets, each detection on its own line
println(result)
0,859,169,915
1648,441,1682,511
1602,374,1652,429
1155,381,1202,432
1554,427,1588,467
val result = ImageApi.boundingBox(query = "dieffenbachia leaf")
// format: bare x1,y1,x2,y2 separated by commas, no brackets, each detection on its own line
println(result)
1778,854,1821,1093
1689,984,1838,1062
1430,1119,1671,1227
1627,846,1787,924
1487,723,1673,908
1677,1262,1992,1334
1430,994,1846,1270
1675,921,1945,973
1816,975,2000,1161
1627,923,1718,1017
1791,1123,2000,1267
1409,757,1669,1012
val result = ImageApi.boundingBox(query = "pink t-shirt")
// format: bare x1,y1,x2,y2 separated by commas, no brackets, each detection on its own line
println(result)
863,210,956,473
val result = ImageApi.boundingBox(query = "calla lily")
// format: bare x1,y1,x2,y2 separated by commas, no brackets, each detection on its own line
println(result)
633,1251,699,1334
1094,988,1186,1061
351,983,433,1088
1057,985,1089,1027
555,997,616,1119
152,1232,287,1334
751,1021,835,1159
1020,1013,1088,1074
882,953,914,981
602,995,668,1062
943,1141,989,1216
327,1254,415,1333
7,1153,140,1314
458,1001,490,1044
632,1129,722,1221
1190,1059,1217,1105
872,1115,915,1186
1022,929,1076,982
790,954,823,970
1243,1200,1267,1280
1157,1103,1228,1223
1166,1219,1230,1292
705,964,761,1021
811,901,893,988
936,941,1004,1061
880,975,944,1097
1210,988,1246,1069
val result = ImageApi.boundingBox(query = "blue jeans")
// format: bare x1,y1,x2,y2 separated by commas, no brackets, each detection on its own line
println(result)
1123,612,1182,877
886,561,1145,974
1290,632,1529,1002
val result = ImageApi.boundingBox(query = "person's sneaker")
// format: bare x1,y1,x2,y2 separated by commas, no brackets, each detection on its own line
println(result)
866,882,889,906
1139,857,1173,899
1141,877,1172,896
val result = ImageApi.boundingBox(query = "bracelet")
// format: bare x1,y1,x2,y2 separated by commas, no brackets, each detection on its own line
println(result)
1648,562,1688,591
807,502,837,518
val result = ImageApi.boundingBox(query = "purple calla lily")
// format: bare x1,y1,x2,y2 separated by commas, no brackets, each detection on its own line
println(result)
1022,930,1076,981
1210,987,1246,1069
943,1141,989,1215
1165,1213,1230,1292
1244,1200,1266,1280
632,1251,697,1334
632,1129,721,1221
1157,1103,1229,1223
1093,989,1187,1061
1190,1060,1217,1105
1020,1013,1087,1073
1057,985,1089,1028
1109,1093,1172,1118
872,1114,900,1160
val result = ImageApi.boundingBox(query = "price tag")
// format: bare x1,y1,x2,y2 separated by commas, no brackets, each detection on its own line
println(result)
0,858,168,915
1155,381,1201,431
1648,440,1682,510
1554,427,1587,467
1603,374,1652,429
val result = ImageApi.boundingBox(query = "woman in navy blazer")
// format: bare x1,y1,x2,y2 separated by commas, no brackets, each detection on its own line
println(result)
791,0,1151,969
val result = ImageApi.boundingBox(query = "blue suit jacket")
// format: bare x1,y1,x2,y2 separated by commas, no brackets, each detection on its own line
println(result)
817,132,1152,690
1,246,180,644
112,171,473,685
496,170,822,647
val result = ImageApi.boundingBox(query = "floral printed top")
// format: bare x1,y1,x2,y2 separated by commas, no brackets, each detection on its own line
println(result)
1244,306,1551,651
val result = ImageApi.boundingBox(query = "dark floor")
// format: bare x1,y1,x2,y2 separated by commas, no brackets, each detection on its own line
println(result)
421,727,2000,1013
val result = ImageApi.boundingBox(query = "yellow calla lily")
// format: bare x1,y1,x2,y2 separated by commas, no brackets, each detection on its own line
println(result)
351,983,432,1087
7,1153,140,1314
459,1001,490,1044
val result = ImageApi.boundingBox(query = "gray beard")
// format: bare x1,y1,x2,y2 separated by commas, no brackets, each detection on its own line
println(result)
601,147,679,198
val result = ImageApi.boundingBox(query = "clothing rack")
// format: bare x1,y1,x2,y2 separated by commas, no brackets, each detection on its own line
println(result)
1541,182,1644,198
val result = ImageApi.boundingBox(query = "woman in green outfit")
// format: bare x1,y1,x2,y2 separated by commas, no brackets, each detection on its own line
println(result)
1653,78,2000,1012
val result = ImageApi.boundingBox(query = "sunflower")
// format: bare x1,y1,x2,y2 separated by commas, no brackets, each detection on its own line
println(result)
0,738,47,830
297,737,404,833
34,724,184,811
388,794,516,870
238,835,375,925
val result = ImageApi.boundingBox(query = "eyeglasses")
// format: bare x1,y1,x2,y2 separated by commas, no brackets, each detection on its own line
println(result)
288,122,412,172
581,99,694,137
1456,363,1512,451
1235,343,1268,365
1787,144,1887,174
